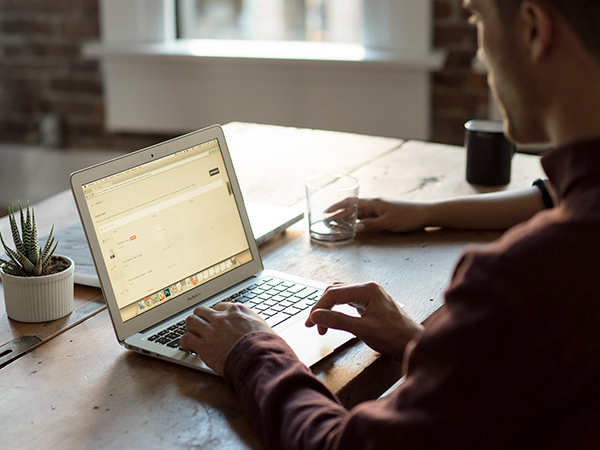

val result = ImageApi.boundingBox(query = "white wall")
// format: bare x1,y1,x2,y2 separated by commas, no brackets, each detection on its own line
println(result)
91,0,443,140
101,57,433,139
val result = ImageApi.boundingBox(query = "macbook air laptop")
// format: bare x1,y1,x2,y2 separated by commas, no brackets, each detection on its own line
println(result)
70,125,354,374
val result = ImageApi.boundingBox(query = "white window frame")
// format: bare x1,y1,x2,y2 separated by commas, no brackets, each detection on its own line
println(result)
87,0,445,140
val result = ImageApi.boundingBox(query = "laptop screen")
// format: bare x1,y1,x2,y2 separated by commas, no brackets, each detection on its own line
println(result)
81,138,253,322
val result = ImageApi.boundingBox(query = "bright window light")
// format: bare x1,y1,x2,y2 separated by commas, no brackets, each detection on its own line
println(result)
186,39,366,60
177,0,363,44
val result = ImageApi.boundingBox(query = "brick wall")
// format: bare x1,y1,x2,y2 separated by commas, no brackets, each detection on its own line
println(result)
0,0,488,150
433,0,489,145
0,0,176,150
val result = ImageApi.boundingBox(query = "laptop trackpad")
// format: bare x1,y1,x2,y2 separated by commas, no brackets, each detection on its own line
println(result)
278,323,354,368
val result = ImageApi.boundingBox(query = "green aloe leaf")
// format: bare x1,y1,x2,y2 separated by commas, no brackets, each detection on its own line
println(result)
41,238,58,266
23,204,38,264
2,201,57,276
16,248,35,274
8,206,25,256
1,261,23,276
18,201,26,241
30,208,39,263
33,256,43,276
40,226,55,262
0,233,22,268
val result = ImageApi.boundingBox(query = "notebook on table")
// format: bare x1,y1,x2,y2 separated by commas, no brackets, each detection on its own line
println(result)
70,125,354,374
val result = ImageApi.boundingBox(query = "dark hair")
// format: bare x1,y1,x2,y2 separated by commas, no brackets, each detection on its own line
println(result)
493,0,600,59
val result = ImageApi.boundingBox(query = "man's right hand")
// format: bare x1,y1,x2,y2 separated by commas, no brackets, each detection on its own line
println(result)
305,282,423,361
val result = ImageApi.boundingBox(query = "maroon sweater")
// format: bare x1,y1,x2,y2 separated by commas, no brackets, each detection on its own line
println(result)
224,139,600,449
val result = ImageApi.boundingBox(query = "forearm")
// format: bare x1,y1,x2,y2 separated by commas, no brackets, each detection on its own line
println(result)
421,186,546,230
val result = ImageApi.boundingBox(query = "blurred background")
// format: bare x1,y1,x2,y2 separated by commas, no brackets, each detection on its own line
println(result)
0,0,489,215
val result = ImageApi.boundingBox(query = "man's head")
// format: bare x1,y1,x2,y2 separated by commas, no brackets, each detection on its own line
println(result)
464,0,600,146
492,1,600,62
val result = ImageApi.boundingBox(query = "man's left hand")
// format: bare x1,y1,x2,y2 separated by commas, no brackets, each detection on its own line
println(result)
181,302,276,375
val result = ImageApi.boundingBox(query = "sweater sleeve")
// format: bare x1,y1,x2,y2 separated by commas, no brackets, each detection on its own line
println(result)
222,329,437,450
223,332,349,450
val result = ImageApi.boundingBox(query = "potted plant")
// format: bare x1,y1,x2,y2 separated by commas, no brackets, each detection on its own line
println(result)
0,202,74,322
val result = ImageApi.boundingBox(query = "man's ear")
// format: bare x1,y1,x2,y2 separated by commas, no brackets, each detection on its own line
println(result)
519,1,553,63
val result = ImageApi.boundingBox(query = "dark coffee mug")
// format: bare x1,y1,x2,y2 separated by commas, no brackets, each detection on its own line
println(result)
464,120,515,186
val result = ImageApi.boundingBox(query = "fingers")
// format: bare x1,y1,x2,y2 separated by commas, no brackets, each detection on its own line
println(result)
309,309,361,335
186,310,210,334
192,305,216,320
212,302,230,312
324,198,359,230
324,208,356,225
355,216,386,233
181,301,275,374
355,199,388,232
307,281,389,321
182,313,210,353
305,283,366,328
194,301,243,315
185,303,231,339
356,199,380,219
323,199,382,233
324,197,356,214
305,286,342,327
179,331,206,352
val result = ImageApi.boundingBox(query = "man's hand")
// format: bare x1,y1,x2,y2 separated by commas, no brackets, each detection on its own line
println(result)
305,282,423,361
181,302,276,375
354,198,430,233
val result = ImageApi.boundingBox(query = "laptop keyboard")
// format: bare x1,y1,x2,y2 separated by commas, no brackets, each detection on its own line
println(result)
147,276,322,350
147,320,187,348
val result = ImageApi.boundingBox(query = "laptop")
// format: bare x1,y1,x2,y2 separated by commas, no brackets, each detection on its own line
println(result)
70,125,354,374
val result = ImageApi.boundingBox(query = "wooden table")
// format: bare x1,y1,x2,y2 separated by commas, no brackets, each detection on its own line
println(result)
0,123,545,449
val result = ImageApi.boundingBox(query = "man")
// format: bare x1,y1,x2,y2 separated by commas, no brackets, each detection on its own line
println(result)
181,0,600,448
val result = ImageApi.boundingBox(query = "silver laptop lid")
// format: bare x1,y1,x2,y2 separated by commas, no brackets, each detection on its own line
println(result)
70,125,263,342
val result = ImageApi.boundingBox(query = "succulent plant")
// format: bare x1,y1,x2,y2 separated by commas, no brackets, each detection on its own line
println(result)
0,201,59,277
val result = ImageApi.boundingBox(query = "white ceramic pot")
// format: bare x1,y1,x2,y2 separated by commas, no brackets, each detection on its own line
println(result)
0,255,74,323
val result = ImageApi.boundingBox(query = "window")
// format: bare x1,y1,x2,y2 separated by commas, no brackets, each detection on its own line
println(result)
90,0,444,140
177,0,362,44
